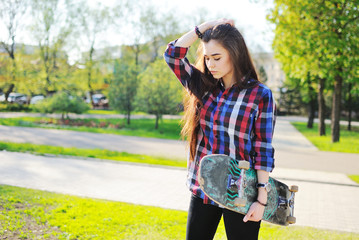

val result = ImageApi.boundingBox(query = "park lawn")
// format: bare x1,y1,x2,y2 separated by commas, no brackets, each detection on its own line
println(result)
1,185,358,240
349,175,359,184
86,109,120,115
0,117,183,140
85,110,149,115
291,122,359,154
0,141,187,168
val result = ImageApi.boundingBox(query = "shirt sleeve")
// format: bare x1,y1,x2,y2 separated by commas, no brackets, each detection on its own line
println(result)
252,88,276,172
163,40,193,88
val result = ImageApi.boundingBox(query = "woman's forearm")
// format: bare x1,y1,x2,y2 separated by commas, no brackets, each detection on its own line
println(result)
174,23,209,48
257,170,269,204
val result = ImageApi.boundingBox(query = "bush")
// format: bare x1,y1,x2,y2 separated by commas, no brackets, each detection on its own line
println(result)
0,103,32,112
33,92,90,119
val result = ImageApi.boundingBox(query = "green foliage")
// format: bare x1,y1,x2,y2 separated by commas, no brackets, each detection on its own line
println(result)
33,92,90,119
137,59,182,129
108,61,138,124
1,185,358,240
268,0,359,141
0,103,31,112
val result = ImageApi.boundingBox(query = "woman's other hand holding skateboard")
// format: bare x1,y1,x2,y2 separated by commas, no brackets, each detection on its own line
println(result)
243,202,265,222
243,170,268,222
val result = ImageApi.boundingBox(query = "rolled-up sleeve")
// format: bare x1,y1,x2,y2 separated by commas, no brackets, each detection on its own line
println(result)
252,88,276,172
163,40,193,88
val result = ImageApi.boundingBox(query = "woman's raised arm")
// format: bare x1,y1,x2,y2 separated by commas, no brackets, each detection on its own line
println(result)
174,19,234,48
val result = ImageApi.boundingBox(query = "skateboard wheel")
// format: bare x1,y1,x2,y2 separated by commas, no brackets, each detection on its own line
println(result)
287,216,296,224
237,161,250,170
290,185,299,192
234,197,246,207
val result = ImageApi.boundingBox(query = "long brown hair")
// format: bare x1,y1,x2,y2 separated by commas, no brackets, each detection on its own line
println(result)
181,24,259,161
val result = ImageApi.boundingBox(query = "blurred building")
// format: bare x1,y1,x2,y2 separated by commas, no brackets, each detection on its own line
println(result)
252,52,285,100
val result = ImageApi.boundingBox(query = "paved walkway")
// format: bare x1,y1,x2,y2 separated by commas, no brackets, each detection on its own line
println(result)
0,116,359,233
1,118,358,174
0,151,358,233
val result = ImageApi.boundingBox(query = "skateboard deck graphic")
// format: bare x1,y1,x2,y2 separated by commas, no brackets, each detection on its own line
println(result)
198,154,297,226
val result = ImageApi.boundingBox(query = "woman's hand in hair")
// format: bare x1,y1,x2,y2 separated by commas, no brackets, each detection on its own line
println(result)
174,19,234,48
198,18,235,33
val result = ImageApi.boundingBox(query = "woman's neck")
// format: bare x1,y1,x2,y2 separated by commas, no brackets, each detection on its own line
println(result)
222,72,236,89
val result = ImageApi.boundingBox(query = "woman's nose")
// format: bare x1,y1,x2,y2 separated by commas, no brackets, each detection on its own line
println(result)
208,59,215,69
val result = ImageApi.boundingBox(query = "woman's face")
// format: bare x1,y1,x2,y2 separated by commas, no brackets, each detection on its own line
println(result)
203,40,233,81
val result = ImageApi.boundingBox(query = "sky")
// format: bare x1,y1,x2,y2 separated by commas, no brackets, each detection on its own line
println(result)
0,0,275,60
150,0,275,52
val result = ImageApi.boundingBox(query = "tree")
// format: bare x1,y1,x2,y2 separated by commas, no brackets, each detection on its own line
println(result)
30,0,74,94
268,0,359,142
75,1,119,104
258,66,268,84
0,0,28,101
137,59,182,129
108,61,138,125
34,91,89,119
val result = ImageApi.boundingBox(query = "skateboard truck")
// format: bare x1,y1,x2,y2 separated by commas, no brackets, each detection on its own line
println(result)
287,185,298,224
234,160,250,207
279,185,298,224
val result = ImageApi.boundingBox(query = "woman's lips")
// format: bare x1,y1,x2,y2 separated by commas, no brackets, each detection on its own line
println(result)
210,71,217,75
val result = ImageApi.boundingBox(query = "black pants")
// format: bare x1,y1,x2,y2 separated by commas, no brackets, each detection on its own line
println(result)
186,195,261,240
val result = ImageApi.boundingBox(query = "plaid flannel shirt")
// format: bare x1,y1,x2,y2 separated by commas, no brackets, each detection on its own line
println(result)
164,41,276,204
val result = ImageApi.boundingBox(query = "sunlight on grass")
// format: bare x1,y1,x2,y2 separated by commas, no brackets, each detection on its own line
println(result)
348,175,359,184
0,117,183,140
291,122,359,154
1,185,358,240
0,141,187,168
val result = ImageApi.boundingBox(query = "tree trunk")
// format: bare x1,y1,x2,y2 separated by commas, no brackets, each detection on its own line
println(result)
88,45,95,106
4,83,15,103
331,72,342,142
347,83,352,131
127,109,131,125
307,101,315,129
307,73,315,129
3,41,16,103
11,54,16,83
155,114,159,129
318,78,326,136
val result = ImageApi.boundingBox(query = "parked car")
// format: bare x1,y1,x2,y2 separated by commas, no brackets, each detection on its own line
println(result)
30,95,45,105
7,93,28,104
86,94,109,109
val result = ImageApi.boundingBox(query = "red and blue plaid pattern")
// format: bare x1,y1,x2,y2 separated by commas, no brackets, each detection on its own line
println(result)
164,41,276,204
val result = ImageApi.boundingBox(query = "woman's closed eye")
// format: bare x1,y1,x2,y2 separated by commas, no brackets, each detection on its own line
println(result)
205,57,221,61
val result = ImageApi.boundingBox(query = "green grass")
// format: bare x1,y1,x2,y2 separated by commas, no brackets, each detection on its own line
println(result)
0,117,182,140
349,175,359,184
85,110,150,115
86,109,120,115
291,122,359,154
0,141,187,168
1,185,358,240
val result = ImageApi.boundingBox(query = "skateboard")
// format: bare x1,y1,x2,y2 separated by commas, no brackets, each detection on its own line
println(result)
198,154,298,226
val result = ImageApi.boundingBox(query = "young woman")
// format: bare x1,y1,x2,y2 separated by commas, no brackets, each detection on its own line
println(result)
164,19,276,240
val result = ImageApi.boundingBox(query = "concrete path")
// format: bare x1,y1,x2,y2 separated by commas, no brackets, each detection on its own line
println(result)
1,115,359,233
1,118,359,174
0,125,187,160
0,151,358,233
